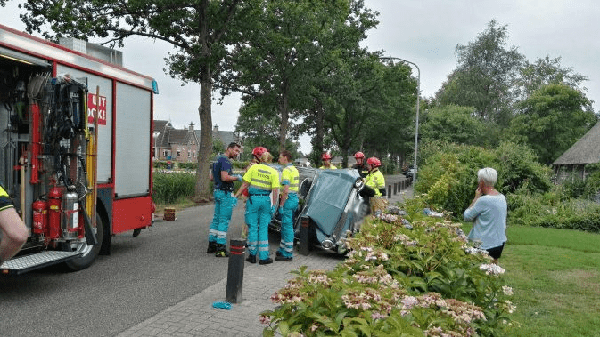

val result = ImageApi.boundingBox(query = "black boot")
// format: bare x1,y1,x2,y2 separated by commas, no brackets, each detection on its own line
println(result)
246,254,257,263
215,244,229,257
207,242,217,253
259,257,273,265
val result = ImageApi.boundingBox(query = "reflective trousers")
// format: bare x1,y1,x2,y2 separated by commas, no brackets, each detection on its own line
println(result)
246,195,271,260
278,194,299,258
208,189,235,245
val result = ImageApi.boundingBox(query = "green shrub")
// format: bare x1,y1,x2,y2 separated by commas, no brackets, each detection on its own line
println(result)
415,141,552,218
261,198,514,336
152,172,196,204
177,162,197,170
152,172,243,205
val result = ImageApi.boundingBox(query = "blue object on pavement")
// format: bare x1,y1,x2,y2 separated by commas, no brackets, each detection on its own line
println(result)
212,301,232,310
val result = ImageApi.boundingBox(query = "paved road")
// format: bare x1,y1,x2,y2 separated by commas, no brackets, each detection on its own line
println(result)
0,203,250,336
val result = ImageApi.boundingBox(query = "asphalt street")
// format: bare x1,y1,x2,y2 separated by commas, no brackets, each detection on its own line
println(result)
0,203,249,336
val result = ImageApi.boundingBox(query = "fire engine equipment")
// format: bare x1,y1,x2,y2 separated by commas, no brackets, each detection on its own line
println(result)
62,187,79,239
32,199,47,235
30,103,41,184
47,186,62,239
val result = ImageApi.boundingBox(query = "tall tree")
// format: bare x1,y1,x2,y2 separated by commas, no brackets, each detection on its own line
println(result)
420,105,488,147
17,0,251,203
435,20,525,126
508,83,597,164
221,0,378,157
515,55,588,101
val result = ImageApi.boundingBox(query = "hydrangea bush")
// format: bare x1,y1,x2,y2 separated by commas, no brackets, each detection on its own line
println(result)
260,196,514,336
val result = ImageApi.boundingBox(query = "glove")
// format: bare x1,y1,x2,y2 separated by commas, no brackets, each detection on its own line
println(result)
271,205,277,216
231,197,238,207
212,301,232,310
234,174,243,181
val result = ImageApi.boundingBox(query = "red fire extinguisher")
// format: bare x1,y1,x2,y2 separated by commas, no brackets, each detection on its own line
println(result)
32,199,47,235
47,186,62,239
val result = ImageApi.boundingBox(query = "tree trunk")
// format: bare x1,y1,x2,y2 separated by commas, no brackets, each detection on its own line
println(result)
194,0,213,203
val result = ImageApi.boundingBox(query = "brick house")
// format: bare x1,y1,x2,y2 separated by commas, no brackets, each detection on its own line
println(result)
153,121,241,163
194,124,240,153
153,120,199,163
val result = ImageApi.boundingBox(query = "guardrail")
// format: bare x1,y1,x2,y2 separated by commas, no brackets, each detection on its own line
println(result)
387,178,411,199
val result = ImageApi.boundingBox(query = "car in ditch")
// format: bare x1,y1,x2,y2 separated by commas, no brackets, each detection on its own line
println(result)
269,166,369,254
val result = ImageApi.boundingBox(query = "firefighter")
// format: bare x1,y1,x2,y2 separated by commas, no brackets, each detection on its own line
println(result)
352,151,368,178
0,185,29,266
234,148,280,265
207,142,243,257
319,152,337,169
365,157,386,197
275,150,299,261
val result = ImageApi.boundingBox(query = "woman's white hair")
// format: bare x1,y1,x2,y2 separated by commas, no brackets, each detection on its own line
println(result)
478,167,497,186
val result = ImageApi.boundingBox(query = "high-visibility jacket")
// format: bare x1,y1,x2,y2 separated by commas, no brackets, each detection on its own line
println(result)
0,185,14,212
280,164,299,193
243,163,280,194
365,168,385,197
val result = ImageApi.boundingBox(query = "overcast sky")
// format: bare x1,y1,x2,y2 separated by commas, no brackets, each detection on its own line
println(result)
2,0,599,154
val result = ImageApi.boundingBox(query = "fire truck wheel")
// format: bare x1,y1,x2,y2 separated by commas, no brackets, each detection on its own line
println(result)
64,214,104,271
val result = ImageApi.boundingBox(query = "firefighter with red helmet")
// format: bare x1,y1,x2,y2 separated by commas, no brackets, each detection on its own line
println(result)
365,157,386,197
319,152,337,169
352,151,368,178
234,147,280,264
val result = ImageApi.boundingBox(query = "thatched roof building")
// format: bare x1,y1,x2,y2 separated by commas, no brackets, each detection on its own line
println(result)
553,122,600,180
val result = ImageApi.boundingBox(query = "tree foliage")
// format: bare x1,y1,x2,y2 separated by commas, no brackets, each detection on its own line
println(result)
17,0,253,202
420,105,488,147
435,20,525,126
508,83,597,164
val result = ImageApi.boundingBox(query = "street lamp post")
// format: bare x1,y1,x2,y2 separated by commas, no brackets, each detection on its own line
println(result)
380,57,420,182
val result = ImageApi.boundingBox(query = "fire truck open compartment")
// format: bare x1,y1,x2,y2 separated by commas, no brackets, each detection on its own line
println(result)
0,24,156,275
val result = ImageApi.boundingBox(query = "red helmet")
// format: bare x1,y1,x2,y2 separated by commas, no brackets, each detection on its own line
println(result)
354,151,365,159
366,157,381,167
322,153,332,160
252,147,268,158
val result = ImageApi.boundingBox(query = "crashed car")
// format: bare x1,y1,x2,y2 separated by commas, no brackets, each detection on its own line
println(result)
269,167,369,253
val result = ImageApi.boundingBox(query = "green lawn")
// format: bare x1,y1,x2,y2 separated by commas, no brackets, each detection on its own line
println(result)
469,225,600,336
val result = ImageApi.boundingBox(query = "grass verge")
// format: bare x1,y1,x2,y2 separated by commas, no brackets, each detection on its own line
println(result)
463,224,600,336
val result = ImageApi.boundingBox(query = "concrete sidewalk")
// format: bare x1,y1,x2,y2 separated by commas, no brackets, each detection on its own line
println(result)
118,185,414,337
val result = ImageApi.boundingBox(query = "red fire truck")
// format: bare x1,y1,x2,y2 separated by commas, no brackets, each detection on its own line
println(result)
0,24,156,275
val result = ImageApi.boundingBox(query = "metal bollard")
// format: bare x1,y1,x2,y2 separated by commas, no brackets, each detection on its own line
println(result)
299,216,310,256
226,239,246,303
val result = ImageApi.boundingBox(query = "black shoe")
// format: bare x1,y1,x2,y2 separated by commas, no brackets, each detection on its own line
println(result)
246,254,257,263
275,251,282,257
259,258,273,265
275,255,292,262
215,244,229,257
207,242,217,253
